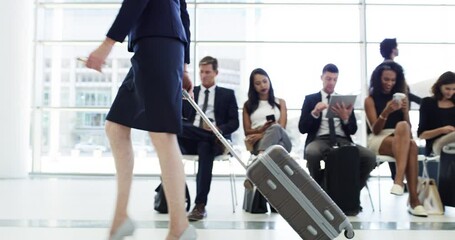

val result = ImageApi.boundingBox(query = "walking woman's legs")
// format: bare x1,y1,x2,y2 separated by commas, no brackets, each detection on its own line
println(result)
406,140,421,208
105,120,134,237
150,132,190,240
391,121,412,186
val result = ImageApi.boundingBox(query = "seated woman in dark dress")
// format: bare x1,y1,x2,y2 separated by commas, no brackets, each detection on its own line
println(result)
418,71,455,156
364,61,427,217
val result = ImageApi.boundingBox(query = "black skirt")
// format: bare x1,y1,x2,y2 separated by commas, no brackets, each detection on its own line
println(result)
106,37,184,133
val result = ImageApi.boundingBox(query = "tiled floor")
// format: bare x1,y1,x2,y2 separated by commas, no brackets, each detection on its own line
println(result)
1,175,454,240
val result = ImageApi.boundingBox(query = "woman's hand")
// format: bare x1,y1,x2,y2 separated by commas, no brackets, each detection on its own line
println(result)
401,97,409,112
86,38,115,72
182,71,193,97
182,64,193,97
259,121,274,133
246,133,263,145
440,125,455,134
385,99,402,114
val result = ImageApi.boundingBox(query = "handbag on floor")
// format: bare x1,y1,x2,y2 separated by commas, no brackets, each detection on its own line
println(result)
417,164,444,215
242,186,268,213
154,182,191,213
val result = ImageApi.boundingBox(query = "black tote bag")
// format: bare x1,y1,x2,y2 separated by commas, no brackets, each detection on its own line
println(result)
154,182,191,213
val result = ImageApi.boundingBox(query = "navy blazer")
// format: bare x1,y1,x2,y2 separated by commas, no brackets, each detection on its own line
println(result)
298,92,358,149
106,0,191,63
182,86,239,139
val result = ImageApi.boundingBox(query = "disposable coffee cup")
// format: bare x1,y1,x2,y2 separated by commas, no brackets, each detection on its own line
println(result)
393,92,406,102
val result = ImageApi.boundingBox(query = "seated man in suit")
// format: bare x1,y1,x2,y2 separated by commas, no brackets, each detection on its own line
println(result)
298,63,376,203
178,56,239,221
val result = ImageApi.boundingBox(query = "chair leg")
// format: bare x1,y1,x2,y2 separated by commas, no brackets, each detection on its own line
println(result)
365,183,375,212
228,158,236,213
193,160,197,177
230,158,238,206
233,170,238,206
377,161,382,212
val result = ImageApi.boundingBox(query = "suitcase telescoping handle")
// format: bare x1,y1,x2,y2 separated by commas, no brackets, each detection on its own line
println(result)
182,90,247,169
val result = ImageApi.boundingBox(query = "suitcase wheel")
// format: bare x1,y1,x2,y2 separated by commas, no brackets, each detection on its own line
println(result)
344,229,355,239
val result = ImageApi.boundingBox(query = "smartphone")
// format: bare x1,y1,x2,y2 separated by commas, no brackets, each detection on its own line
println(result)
266,114,275,122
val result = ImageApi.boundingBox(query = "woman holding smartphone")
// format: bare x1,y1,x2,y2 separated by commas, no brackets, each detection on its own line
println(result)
243,68,292,156
242,68,292,212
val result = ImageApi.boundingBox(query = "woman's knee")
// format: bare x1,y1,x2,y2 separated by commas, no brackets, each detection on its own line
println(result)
395,121,411,139
105,120,130,139
266,124,281,133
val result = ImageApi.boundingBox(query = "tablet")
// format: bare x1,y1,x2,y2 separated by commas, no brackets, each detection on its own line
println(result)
325,95,357,118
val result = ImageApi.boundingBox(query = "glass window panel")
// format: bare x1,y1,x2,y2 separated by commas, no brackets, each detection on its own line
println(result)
37,7,119,41
366,0,455,4
75,88,112,107
195,5,360,41
197,0,358,3
36,4,195,42
36,44,132,107
38,0,122,2
196,43,363,109
39,110,109,156
366,5,455,43
37,109,161,174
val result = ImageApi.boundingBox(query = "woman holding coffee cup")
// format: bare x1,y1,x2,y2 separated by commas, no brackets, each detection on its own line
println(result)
364,61,427,217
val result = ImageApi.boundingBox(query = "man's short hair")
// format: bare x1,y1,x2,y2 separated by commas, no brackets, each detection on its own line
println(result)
322,63,339,74
199,56,218,71
380,38,397,59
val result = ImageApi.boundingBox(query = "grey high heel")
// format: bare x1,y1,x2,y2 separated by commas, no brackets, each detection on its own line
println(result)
110,218,135,240
179,225,197,240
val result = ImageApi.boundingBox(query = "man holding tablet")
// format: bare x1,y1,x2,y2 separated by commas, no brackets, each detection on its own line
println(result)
298,63,376,198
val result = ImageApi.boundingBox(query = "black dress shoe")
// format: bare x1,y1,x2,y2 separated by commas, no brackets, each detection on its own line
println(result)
270,205,278,213
344,206,362,217
187,204,207,221
344,210,359,216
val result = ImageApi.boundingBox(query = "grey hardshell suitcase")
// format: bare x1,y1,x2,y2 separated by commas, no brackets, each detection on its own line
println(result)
183,90,354,239
248,146,354,239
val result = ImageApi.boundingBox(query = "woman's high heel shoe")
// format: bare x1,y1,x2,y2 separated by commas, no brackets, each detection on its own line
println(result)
179,225,197,240
110,218,135,240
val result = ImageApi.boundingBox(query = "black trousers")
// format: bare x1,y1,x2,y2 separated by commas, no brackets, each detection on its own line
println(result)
177,122,223,205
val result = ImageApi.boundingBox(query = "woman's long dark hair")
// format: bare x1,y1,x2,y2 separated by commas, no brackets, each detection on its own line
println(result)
368,61,407,97
431,71,455,103
244,68,280,115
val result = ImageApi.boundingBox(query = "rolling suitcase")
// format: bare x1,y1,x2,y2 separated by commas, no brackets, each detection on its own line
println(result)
183,90,354,239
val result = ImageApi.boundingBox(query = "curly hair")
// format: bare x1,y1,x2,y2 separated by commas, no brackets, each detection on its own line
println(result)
369,61,407,96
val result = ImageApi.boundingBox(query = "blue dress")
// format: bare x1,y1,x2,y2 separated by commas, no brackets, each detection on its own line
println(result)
104,0,190,134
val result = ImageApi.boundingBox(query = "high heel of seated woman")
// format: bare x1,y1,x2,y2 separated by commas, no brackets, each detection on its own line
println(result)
109,218,135,240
